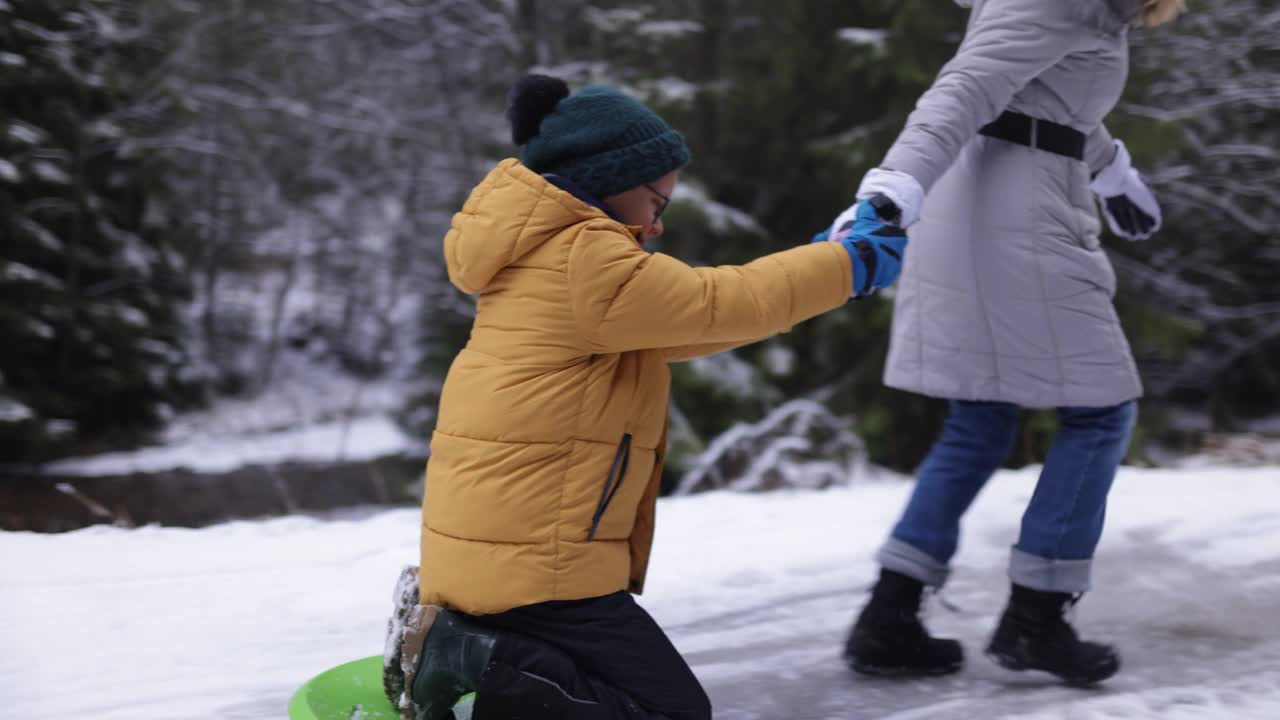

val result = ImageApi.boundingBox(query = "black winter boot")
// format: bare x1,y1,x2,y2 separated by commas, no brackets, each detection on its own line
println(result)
403,606,498,720
986,583,1120,686
844,569,964,676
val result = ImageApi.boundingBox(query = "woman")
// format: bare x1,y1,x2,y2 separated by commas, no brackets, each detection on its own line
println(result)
831,0,1182,686
398,75,902,719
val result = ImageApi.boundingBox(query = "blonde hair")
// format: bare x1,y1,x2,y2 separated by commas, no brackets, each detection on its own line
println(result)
1141,0,1185,27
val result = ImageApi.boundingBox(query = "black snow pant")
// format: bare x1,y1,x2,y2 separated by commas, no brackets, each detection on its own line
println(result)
466,591,711,720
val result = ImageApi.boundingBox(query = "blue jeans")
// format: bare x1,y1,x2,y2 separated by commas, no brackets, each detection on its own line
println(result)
877,399,1137,593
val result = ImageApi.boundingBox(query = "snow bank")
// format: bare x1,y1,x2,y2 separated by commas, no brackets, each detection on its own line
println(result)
44,414,411,476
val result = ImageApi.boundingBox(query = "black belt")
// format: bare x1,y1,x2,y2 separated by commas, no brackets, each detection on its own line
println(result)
978,111,1085,161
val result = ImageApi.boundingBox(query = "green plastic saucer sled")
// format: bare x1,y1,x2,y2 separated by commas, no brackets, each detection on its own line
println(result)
288,656,475,720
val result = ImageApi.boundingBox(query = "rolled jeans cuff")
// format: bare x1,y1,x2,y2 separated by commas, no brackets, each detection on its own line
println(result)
1009,548,1092,593
877,537,949,588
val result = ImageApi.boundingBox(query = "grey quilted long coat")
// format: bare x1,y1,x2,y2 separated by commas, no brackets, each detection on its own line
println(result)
882,0,1146,408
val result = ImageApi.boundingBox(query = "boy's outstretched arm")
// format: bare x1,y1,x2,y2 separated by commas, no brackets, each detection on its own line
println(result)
568,225,852,355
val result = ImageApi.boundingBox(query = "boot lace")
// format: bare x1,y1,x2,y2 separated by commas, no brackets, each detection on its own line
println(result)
1063,593,1083,625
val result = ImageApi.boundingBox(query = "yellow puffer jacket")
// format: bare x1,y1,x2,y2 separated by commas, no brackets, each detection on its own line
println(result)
420,159,852,614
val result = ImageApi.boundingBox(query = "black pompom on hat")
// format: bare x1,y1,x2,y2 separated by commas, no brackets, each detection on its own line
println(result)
507,74,570,146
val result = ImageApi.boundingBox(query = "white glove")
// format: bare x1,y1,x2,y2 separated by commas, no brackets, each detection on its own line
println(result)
1090,139,1161,240
829,168,925,238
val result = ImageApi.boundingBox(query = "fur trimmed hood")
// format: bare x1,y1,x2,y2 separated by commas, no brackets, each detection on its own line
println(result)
954,0,1142,35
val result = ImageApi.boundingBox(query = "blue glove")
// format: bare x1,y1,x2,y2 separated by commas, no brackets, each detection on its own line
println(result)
818,196,908,298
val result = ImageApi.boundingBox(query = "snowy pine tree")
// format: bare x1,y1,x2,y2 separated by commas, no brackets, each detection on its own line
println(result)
1115,3,1280,422
0,0,188,462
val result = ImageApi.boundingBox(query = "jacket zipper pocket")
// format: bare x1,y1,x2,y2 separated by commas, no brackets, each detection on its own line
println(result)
587,433,632,541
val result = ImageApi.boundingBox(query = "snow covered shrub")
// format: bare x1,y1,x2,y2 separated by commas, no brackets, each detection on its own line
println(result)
675,399,869,495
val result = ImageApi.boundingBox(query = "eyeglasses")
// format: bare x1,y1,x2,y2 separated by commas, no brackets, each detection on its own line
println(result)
644,183,671,221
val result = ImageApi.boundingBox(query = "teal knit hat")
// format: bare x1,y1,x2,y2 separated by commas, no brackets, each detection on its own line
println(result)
507,75,691,200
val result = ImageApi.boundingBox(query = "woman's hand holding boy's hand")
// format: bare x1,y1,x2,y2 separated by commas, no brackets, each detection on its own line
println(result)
815,196,909,298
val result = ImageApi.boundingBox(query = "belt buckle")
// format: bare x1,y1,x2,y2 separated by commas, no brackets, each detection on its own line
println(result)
1028,117,1039,150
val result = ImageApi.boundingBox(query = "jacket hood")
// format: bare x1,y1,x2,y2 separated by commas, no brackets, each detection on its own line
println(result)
957,0,1140,34
1099,0,1144,29
444,159,634,294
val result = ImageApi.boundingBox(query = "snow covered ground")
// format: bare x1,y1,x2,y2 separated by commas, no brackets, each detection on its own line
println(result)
4,464,1280,719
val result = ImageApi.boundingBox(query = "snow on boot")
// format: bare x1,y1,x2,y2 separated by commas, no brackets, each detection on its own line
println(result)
384,565,421,719
986,583,1120,686
403,606,498,720
845,568,964,677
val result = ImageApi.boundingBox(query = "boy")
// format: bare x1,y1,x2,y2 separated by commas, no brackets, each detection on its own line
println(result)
402,74,905,719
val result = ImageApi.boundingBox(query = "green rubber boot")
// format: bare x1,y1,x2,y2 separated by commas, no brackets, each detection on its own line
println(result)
401,606,498,720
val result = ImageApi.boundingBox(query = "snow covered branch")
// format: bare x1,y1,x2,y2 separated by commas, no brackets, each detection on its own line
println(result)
675,399,869,495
